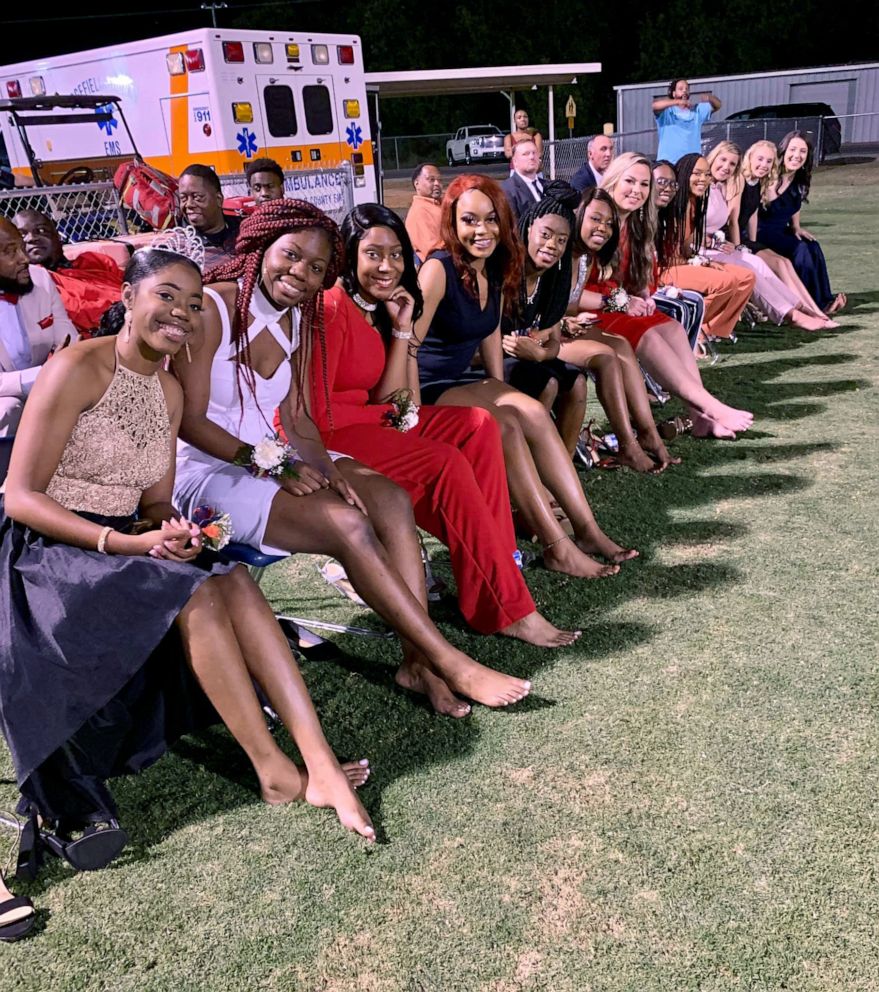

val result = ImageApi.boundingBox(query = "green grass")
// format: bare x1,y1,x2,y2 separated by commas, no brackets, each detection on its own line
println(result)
3,162,878,991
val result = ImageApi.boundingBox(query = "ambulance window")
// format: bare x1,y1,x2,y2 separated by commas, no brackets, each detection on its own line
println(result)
303,85,333,135
264,85,298,137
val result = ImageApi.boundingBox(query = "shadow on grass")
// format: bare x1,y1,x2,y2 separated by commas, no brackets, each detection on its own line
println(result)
16,323,870,880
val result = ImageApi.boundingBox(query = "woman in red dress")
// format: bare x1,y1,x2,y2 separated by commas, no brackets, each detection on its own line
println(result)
307,204,579,651
575,153,754,440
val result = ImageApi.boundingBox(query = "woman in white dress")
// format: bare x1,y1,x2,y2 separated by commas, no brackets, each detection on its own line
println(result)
173,200,532,719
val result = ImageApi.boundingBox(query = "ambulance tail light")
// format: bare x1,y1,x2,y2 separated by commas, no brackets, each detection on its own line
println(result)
311,45,329,65
351,152,366,186
285,44,300,62
166,52,186,76
232,102,253,124
254,42,273,64
6,81,22,99
222,41,245,64
184,49,206,73
343,99,360,119
29,76,46,96
337,46,355,65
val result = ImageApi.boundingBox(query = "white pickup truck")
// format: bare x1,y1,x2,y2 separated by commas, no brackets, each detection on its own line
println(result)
445,125,506,166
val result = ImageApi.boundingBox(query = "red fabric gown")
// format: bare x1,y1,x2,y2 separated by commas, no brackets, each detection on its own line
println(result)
586,228,667,349
49,253,123,337
306,286,535,635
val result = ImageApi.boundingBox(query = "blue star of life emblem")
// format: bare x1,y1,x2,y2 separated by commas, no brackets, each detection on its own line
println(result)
236,128,259,158
345,123,363,149
96,103,118,136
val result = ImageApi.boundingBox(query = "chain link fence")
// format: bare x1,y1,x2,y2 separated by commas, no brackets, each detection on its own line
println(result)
542,112,879,179
0,182,137,242
379,133,454,173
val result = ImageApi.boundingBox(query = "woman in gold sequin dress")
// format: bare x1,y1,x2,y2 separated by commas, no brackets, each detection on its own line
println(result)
0,247,376,882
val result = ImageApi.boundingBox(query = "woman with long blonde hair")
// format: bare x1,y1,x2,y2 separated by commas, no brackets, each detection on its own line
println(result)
732,140,836,324
703,142,833,330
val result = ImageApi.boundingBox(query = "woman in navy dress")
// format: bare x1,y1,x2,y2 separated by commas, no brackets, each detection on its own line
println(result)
757,131,846,315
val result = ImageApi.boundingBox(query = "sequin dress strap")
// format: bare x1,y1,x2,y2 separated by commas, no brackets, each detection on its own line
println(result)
46,363,171,517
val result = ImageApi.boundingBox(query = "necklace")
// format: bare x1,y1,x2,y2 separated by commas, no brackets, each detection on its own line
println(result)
353,291,378,312
525,276,541,306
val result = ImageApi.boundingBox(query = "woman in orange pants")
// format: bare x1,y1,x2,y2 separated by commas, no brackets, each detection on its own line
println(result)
302,204,578,649
653,157,754,339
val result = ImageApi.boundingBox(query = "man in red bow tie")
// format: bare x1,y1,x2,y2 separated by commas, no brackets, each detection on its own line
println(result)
0,219,77,437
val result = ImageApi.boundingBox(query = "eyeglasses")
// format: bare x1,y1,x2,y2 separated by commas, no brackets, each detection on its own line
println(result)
655,178,679,190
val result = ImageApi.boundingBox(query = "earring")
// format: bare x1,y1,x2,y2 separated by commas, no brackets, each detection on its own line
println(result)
639,206,645,222
185,341,192,363
123,308,132,342
558,257,562,271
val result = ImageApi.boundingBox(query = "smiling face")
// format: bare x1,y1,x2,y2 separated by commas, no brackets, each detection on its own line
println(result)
514,109,530,131
783,137,809,173
748,143,776,179
611,162,651,215
125,260,204,358
710,149,739,183
355,225,405,303
248,170,284,206
689,157,711,198
454,189,500,260
261,228,332,308
579,198,615,252
652,163,679,207
0,223,31,291
13,210,64,268
178,173,226,234
588,136,615,173
512,140,540,179
527,213,570,272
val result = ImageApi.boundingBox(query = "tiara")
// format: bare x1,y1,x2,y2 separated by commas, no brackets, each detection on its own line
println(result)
143,225,206,272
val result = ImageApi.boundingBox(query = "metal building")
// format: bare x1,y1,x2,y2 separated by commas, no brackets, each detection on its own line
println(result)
614,63,879,154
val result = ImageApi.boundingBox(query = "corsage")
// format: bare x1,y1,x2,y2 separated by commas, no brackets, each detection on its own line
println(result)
191,504,233,551
233,434,300,480
601,287,630,313
384,389,420,433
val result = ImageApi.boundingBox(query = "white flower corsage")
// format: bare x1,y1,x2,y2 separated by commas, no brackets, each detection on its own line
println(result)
234,434,299,480
384,389,420,433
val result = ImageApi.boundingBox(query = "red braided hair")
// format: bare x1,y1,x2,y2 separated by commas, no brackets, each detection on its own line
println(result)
205,198,344,426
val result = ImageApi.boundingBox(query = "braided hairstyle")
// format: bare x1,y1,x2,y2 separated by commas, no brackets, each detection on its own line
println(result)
572,187,620,282
440,174,523,317
513,180,579,330
662,153,709,264
205,199,344,423
652,159,678,269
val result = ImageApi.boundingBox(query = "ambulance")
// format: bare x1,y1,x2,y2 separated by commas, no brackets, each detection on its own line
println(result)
0,29,376,213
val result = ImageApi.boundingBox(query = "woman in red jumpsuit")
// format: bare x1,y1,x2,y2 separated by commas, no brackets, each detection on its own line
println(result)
307,204,578,649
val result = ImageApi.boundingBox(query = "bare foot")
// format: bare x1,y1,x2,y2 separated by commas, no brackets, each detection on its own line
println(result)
260,758,370,805
575,532,639,565
433,649,532,708
790,310,832,332
543,535,620,578
501,610,581,647
825,293,846,315
702,400,753,434
639,434,681,471
617,439,660,474
692,412,737,440
395,660,471,718
305,765,376,841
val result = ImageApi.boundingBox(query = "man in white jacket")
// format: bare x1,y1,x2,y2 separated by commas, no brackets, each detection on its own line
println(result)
0,218,77,437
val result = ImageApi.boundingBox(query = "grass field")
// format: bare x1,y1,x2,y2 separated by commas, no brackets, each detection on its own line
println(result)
2,162,877,991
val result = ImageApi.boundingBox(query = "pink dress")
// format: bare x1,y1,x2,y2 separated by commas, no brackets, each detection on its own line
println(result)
703,185,798,325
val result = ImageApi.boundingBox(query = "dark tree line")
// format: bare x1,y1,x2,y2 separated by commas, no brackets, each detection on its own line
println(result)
8,0,878,137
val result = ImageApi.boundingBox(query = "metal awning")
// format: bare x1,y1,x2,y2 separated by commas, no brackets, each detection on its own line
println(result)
365,63,600,98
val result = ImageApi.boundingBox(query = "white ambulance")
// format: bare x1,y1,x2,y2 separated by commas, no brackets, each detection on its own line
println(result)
0,28,376,213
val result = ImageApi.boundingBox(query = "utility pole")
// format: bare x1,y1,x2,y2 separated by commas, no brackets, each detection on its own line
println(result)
201,2,228,27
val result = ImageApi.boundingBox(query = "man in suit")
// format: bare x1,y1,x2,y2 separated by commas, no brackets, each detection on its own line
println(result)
501,140,545,222
571,135,615,193
0,218,77,436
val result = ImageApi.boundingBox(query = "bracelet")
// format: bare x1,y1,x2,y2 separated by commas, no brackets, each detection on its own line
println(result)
97,525,113,554
391,329,413,340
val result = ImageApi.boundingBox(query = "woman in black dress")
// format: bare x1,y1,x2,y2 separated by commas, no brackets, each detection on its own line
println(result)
0,246,376,884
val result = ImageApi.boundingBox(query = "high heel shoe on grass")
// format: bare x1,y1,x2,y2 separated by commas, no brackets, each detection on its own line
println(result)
657,415,694,441
16,807,128,881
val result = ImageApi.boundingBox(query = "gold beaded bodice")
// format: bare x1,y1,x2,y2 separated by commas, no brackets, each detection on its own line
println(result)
46,363,171,517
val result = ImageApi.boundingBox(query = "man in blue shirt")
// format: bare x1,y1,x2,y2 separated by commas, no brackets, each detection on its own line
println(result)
652,78,722,164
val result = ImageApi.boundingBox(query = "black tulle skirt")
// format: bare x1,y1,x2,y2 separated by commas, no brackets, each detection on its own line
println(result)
0,502,236,824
